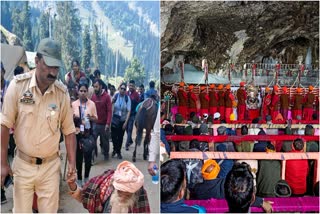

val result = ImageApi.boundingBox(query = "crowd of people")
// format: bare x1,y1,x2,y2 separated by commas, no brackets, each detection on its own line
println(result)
62,55,159,187
159,81,319,213
0,37,158,213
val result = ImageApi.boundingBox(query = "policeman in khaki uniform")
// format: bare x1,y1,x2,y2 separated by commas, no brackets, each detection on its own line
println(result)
1,38,77,213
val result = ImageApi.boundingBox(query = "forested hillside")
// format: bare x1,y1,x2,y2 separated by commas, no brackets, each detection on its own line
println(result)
1,1,159,85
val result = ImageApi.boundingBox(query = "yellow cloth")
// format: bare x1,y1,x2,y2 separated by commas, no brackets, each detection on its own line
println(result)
113,161,144,193
201,160,220,180
230,113,236,121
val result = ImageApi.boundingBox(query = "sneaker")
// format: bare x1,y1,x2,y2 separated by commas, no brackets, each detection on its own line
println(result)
1,189,7,204
112,151,116,158
1,197,7,205
91,156,96,165
117,154,123,159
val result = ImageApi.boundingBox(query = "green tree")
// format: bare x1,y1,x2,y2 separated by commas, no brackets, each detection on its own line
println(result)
21,1,33,51
39,12,49,40
81,25,91,73
91,24,105,72
11,8,23,40
55,1,82,75
124,57,145,86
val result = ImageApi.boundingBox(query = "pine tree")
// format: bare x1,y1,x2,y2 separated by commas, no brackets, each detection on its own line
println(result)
91,24,105,72
11,8,23,40
1,1,13,31
81,25,91,73
39,12,49,40
21,1,33,51
55,1,82,74
124,57,145,86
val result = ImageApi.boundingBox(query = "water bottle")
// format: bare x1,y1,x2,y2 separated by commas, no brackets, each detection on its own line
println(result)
151,165,159,184
84,116,91,129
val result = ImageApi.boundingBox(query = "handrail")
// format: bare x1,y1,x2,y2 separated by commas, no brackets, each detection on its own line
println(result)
170,151,319,160
170,151,319,183
166,135,319,143
164,123,320,129
185,197,320,213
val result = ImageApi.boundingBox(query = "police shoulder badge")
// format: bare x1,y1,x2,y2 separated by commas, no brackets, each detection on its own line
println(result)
20,90,35,104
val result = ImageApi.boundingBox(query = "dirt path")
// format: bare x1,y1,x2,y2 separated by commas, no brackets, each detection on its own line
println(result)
1,130,159,213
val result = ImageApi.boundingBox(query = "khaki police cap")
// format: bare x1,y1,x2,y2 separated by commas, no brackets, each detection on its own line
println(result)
37,38,62,67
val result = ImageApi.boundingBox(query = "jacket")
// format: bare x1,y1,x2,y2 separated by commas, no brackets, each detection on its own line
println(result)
256,160,281,197
191,178,263,207
285,151,309,194
161,199,206,213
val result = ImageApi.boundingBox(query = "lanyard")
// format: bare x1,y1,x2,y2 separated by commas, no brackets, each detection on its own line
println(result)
119,96,124,109
80,101,87,119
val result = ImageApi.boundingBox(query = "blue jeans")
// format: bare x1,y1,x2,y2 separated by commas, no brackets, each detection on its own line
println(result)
126,114,135,148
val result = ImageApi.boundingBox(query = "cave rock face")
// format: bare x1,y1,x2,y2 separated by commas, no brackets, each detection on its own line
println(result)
161,1,319,70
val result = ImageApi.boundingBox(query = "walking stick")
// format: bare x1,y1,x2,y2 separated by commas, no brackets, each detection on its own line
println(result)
63,153,68,181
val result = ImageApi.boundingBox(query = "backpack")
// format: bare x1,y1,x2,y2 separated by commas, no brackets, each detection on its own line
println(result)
114,93,129,103
184,149,204,189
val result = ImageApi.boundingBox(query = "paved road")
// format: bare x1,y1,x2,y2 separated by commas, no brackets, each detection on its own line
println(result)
1,131,160,213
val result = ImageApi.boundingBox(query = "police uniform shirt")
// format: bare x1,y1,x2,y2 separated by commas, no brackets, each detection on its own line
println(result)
1,70,76,158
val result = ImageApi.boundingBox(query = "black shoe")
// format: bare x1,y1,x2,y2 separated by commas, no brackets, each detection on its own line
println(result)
1,194,7,204
117,154,122,159
104,155,109,161
112,151,116,158
125,146,129,151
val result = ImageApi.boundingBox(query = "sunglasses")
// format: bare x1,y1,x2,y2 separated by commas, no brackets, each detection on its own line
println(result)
120,88,126,90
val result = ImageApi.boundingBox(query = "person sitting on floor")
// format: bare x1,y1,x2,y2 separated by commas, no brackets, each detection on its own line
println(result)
161,159,206,213
215,126,235,152
225,162,266,213
236,125,254,152
253,129,270,152
305,124,319,152
67,161,150,213
285,138,309,195
191,160,273,212
256,143,281,197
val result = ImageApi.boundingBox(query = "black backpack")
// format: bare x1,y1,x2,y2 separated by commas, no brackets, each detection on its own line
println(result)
114,93,129,103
